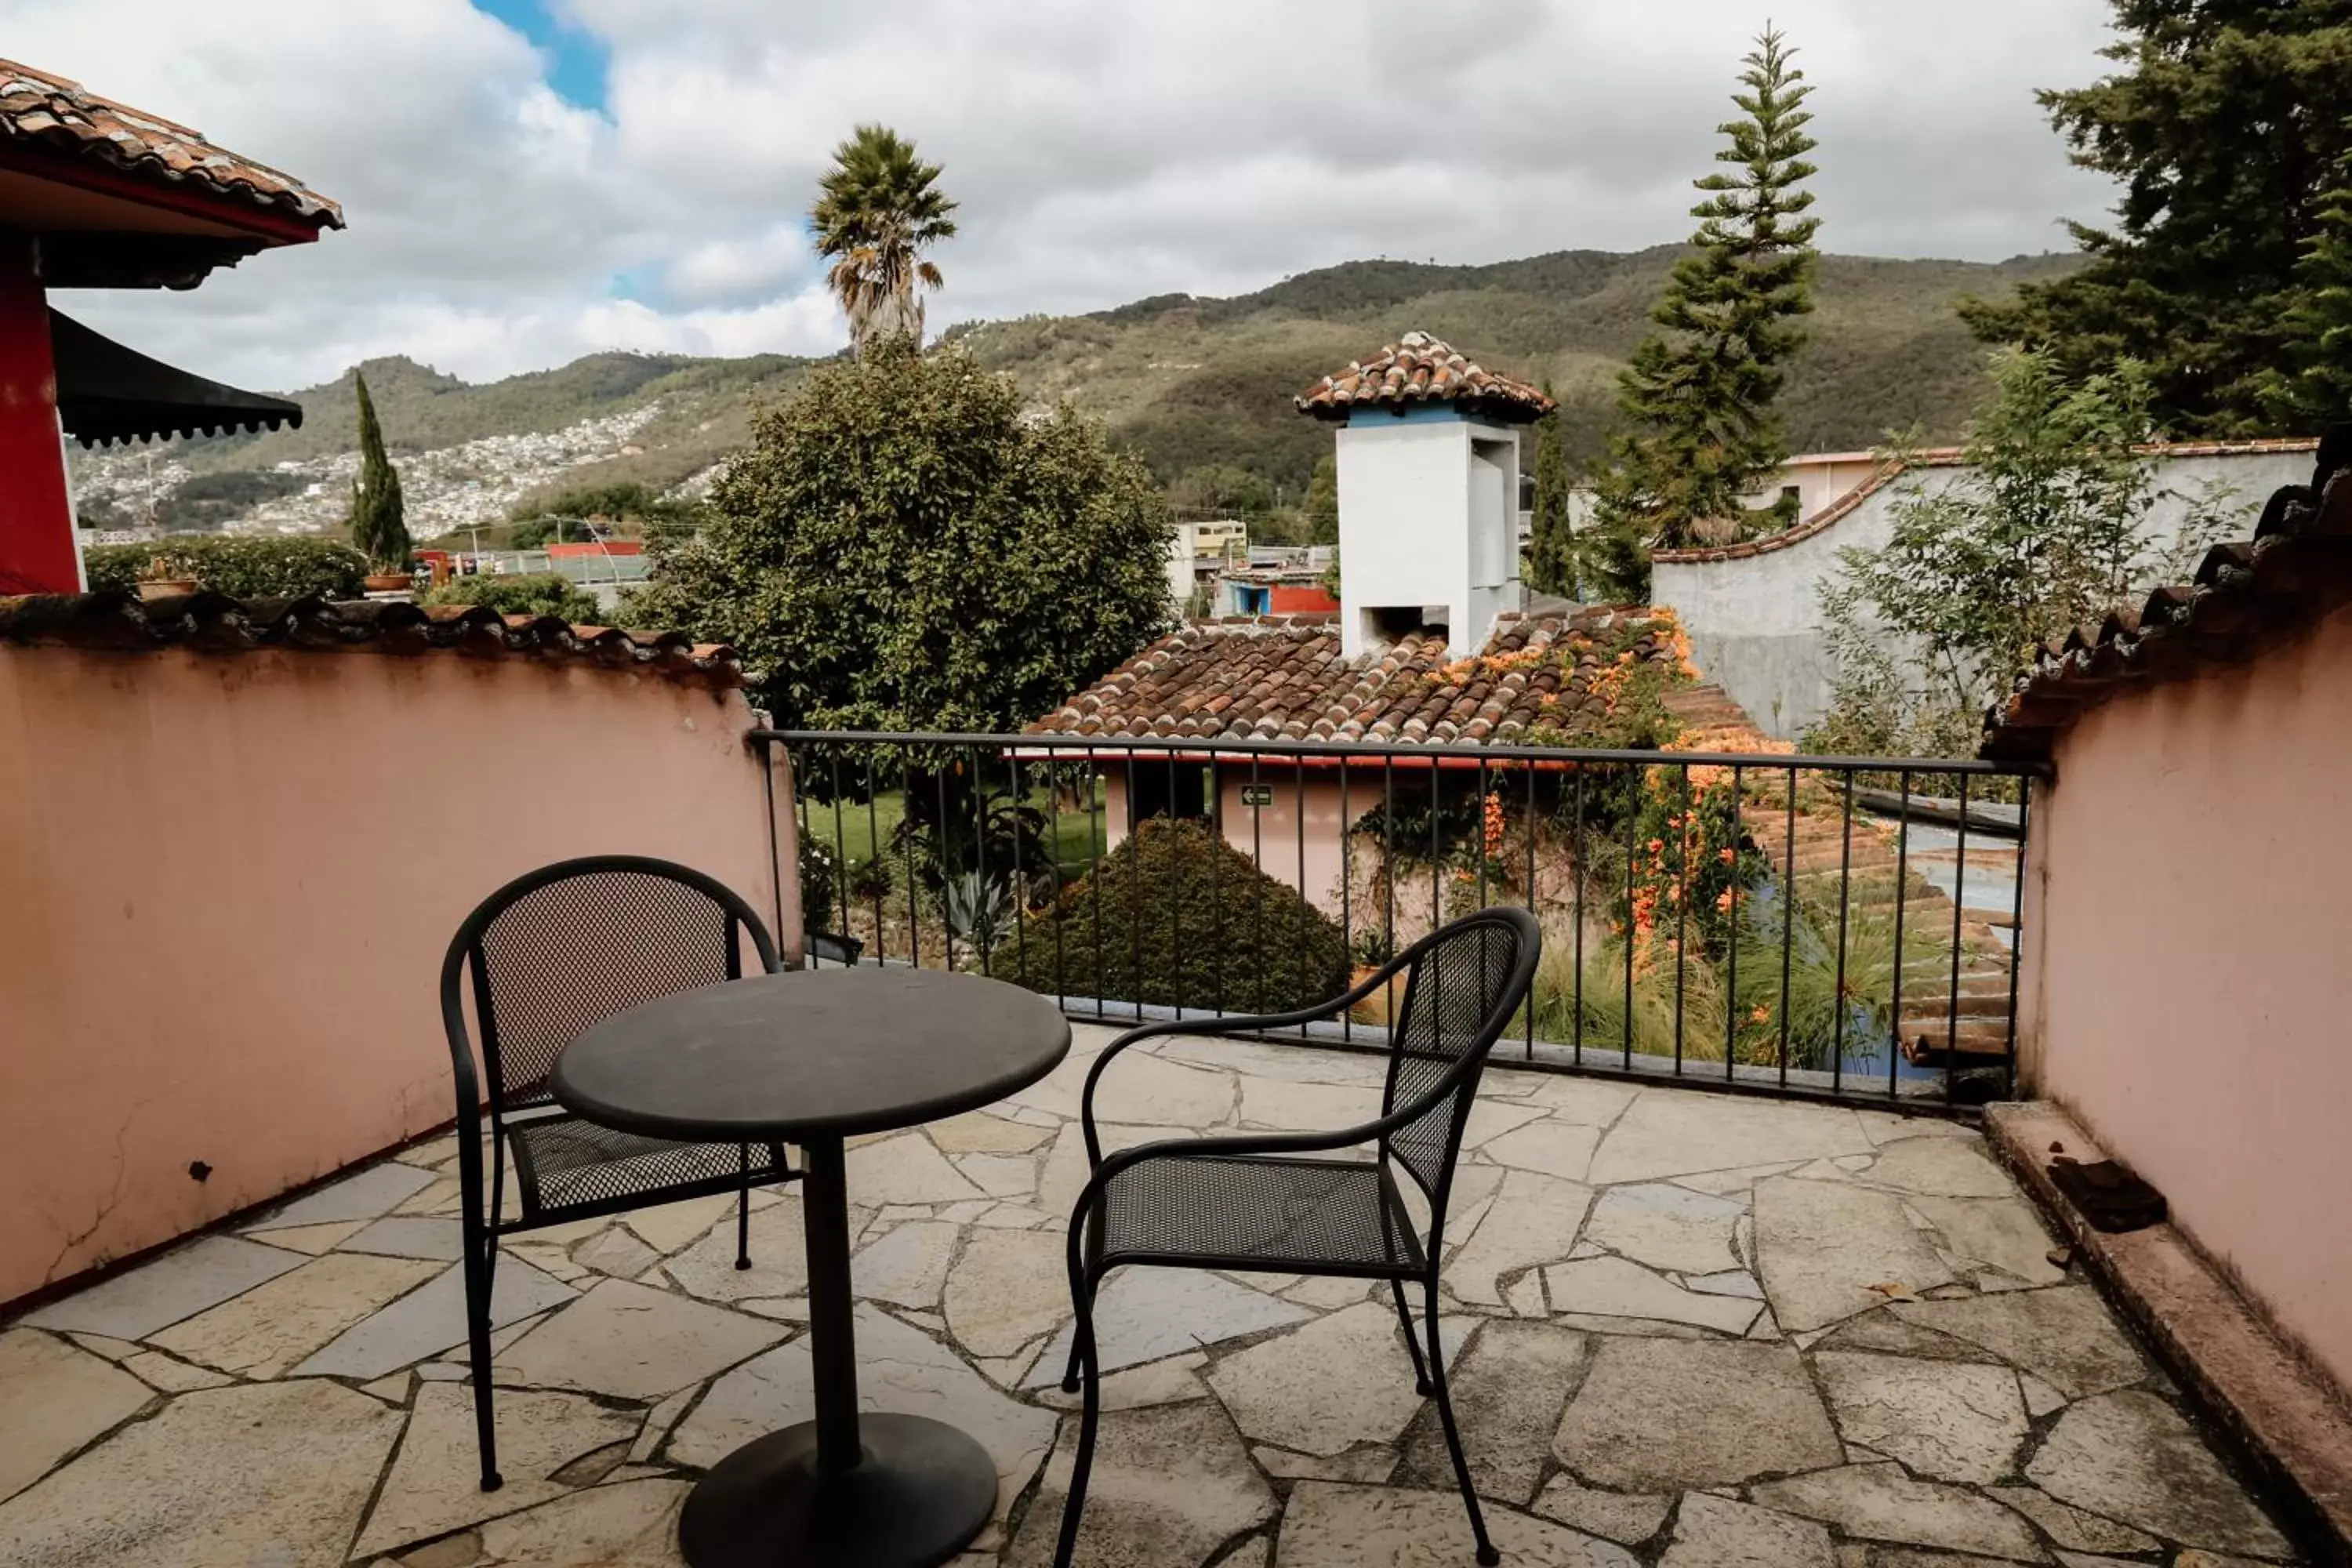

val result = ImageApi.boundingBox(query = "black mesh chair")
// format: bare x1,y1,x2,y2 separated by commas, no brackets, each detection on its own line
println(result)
439,855,800,1491
1053,906,1541,1568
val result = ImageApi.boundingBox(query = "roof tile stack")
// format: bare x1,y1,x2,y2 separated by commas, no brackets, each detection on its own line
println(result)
1294,331,1554,425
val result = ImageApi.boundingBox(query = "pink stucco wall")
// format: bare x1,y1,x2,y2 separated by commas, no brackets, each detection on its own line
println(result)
2016,599,2352,1389
0,644,792,1309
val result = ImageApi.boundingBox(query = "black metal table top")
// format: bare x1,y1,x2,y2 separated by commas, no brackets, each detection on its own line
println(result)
552,967,1071,1143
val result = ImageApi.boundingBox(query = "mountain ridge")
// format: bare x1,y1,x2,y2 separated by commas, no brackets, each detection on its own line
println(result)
71,245,2076,535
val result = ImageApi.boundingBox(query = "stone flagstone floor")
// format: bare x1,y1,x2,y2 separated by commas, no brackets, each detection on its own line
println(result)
0,1025,2304,1566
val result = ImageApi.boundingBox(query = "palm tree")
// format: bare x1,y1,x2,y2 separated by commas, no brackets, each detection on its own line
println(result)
810,125,958,354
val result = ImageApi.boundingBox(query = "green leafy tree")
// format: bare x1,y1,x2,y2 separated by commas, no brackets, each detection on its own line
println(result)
346,372,411,571
811,125,959,355
1809,348,2247,757
633,339,1172,732
1965,2,2352,434
1588,27,1820,597
1303,454,1339,546
1526,380,1577,596
2261,132,2352,429
421,572,603,622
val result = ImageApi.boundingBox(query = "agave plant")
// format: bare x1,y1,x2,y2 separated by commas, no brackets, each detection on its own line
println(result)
942,870,1014,958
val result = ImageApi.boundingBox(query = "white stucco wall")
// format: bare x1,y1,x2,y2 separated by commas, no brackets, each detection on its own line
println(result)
1335,412,1521,659
1650,448,2314,740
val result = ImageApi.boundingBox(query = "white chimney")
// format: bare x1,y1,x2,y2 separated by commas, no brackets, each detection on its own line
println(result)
1297,332,1551,661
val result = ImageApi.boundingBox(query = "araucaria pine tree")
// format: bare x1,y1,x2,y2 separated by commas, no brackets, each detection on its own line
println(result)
1526,379,1578,597
1588,27,1820,599
347,373,410,572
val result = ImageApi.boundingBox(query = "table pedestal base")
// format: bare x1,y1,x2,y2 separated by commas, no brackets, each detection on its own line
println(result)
677,1413,997,1568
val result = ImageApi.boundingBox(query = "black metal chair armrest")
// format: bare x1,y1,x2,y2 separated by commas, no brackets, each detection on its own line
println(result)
1075,951,1421,1163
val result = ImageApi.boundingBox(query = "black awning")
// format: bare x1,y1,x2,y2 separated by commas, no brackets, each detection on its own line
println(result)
49,309,304,448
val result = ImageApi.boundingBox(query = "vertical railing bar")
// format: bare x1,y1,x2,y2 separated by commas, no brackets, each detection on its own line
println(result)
972,743,991,978
1088,749,1105,1017
935,764,956,973
1383,756,1397,1018
1340,760,1353,1047
1523,762,1537,1062
2002,776,2031,1103
1945,771,1970,1111
1675,764,1690,1073
1621,761,1636,1070
1211,758,1227,1018
865,753,885,967
1778,762,1796,1089
1475,757,1490,912
1889,768,1912,1101
1428,758,1443,953
1011,752,1028,991
1250,750,1265,1024
828,750,851,958
1128,746,1143,1023
1572,768,1586,1065
904,750,922,971
1168,750,1182,1022
1831,768,1854,1097
1295,755,1309,1040
1725,763,1742,1080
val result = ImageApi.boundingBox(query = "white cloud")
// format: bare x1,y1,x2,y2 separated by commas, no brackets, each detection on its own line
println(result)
15,0,2123,391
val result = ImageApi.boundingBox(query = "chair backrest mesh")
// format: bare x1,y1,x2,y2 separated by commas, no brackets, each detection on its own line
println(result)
1381,910,1532,1198
465,866,759,1110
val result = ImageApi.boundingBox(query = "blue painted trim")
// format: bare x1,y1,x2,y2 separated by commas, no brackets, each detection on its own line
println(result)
1345,403,1469,427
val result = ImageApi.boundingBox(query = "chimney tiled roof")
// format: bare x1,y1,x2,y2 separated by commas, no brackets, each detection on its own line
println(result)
1980,433,2352,762
1025,606,1685,747
1295,331,1554,425
0,58,342,229
0,592,741,689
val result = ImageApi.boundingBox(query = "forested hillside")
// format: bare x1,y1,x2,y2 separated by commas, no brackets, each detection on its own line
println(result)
73,245,2074,533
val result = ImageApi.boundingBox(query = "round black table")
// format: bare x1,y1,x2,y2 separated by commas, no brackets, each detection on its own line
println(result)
554,967,1070,1568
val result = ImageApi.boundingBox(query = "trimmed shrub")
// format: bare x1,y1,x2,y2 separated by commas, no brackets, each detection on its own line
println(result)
990,817,1349,1014
82,537,369,599
421,572,602,622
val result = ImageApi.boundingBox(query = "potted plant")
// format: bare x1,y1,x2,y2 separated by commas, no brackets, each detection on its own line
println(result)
1348,927,1405,1025
134,555,198,601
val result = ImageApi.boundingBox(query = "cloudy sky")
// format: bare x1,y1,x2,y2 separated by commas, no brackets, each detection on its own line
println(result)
13,0,2125,393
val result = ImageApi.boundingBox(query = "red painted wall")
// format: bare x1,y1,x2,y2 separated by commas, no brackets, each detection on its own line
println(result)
0,235,78,594
1269,584,1339,613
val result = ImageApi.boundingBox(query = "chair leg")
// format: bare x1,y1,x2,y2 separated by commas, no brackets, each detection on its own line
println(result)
1424,1277,1496,1567
735,1145,753,1270
1052,1271,1104,1568
1390,1276,1433,1396
465,1229,503,1492
1060,1210,1103,1394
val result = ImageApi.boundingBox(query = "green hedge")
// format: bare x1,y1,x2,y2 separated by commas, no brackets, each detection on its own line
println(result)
419,572,602,622
82,537,369,600
990,816,1350,1014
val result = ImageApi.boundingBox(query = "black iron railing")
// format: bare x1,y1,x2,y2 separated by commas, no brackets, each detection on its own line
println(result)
750,729,2042,1111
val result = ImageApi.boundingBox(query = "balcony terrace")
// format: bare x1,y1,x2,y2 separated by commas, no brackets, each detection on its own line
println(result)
0,1025,2296,1567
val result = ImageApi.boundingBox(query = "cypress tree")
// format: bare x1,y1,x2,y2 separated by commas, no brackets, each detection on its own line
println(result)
1588,27,1820,600
1965,2,2352,434
347,372,410,572
1526,380,1577,597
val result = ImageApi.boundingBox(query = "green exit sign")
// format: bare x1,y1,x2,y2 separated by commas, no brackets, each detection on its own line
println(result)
1240,784,1274,808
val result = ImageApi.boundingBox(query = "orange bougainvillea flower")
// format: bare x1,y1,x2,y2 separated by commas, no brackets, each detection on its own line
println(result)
1719,847,1737,864
1749,1004,1770,1024
1716,890,1734,913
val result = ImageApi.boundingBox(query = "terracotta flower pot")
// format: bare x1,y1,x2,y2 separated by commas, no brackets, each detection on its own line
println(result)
135,579,200,601
1348,964,1406,1025
363,572,415,593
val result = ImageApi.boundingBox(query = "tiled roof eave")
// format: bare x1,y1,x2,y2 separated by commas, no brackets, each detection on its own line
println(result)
0,591,742,690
